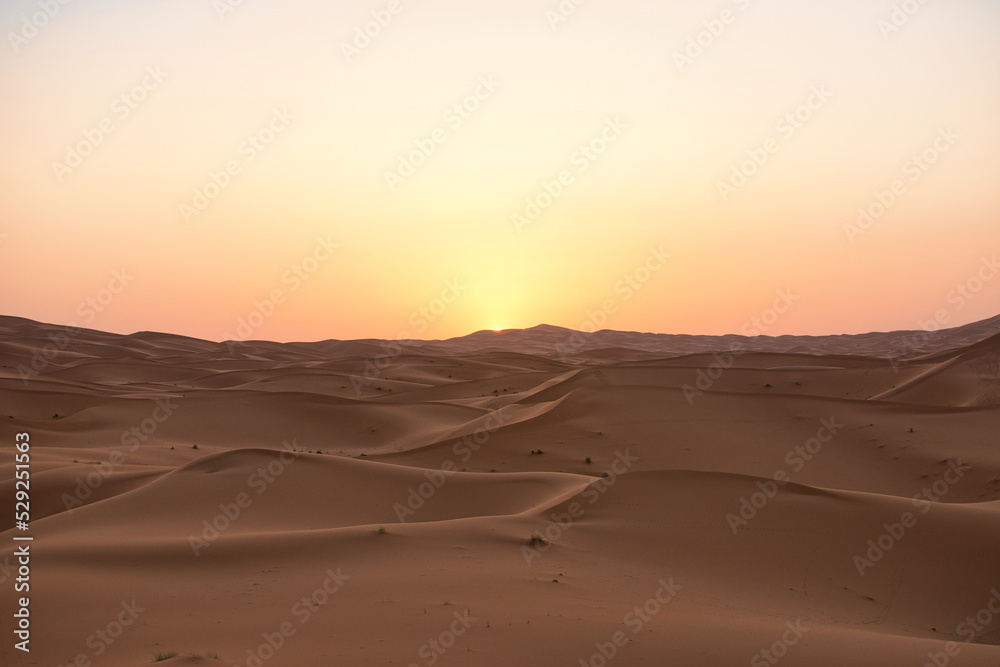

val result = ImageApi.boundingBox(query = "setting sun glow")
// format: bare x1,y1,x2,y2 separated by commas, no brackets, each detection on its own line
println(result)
1,0,998,341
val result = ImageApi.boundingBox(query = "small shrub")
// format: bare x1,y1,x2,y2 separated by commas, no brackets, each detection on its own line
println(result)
153,651,178,661
528,533,548,547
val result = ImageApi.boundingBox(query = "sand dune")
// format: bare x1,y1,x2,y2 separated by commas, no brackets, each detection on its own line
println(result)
875,333,1000,407
1,314,999,665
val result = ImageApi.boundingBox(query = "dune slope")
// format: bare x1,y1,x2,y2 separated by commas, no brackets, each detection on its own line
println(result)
1,315,999,666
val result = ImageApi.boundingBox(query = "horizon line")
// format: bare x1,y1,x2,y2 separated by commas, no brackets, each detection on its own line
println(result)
2,312,999,347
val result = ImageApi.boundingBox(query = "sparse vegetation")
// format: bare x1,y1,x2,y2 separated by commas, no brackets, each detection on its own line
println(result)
375,526,387,535
530,449,544,456
528,532,548,547
153,651,178,661
584,457,592,464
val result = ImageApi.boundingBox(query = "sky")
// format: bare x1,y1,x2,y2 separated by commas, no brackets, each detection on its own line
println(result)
1,0,998,342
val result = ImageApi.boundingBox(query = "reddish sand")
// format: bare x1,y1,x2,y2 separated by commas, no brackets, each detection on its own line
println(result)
2,314,999,666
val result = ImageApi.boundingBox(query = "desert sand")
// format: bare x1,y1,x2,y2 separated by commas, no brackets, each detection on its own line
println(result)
2,314,1000,666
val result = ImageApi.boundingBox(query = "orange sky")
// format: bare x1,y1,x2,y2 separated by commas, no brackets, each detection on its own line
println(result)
2,0,998,342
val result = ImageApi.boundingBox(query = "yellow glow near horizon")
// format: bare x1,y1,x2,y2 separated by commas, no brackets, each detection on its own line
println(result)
1,1,998,342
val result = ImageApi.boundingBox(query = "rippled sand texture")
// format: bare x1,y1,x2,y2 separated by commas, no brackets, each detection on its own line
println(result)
2,314,999,666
